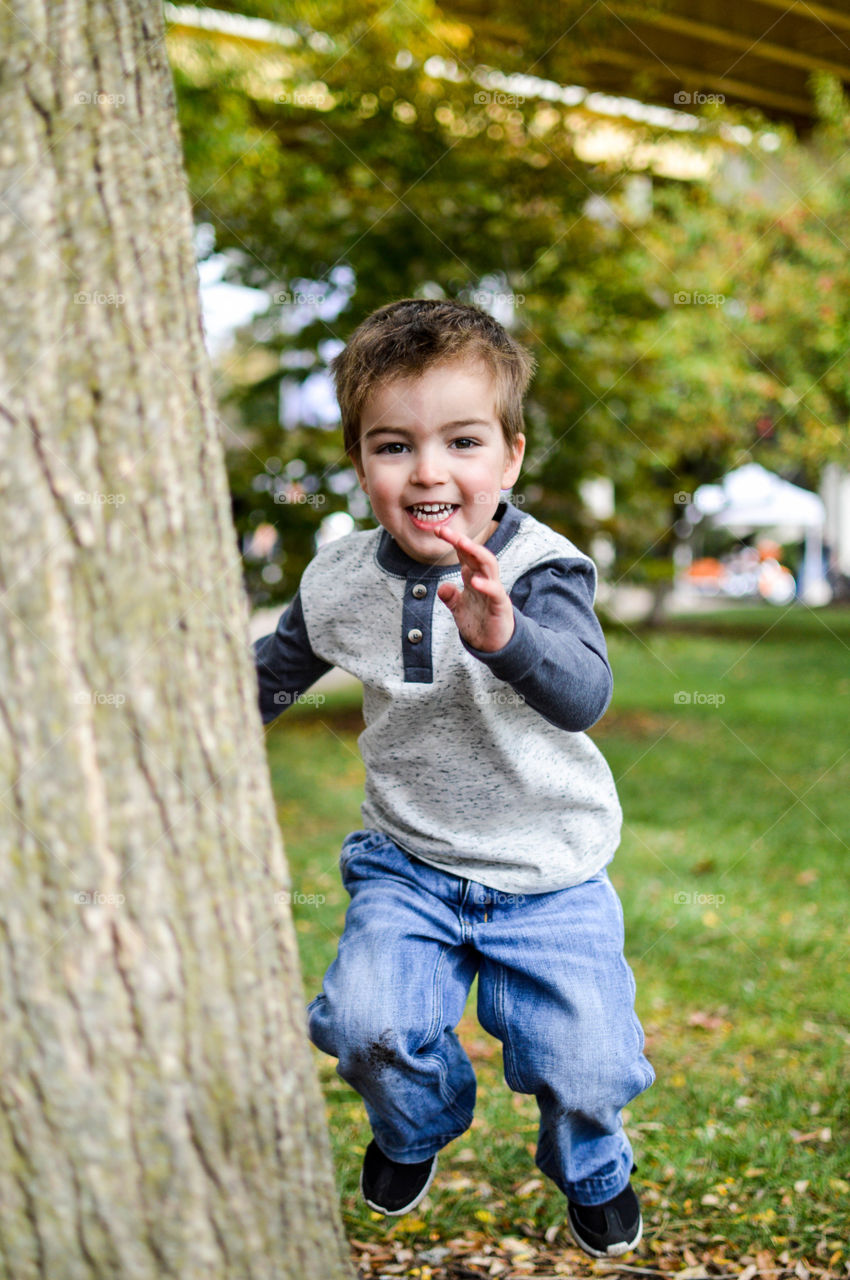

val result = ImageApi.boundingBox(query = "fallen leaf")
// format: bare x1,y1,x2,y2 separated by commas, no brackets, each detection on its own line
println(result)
790,1127,831,1143
498,1237,534,1257
417,1247,452,1264
393,1217,427,1233
687,1010,727,1030
443,1176,476,1192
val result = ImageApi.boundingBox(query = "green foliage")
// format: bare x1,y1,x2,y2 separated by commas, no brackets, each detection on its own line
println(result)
169,5,850,603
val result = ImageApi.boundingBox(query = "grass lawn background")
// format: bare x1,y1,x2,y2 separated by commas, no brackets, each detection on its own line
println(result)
262,605,850,1272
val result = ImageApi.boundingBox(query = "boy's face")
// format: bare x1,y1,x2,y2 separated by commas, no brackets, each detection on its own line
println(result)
352,359,525,565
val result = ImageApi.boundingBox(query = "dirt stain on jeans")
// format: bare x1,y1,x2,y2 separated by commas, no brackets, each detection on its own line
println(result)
355,1030,404,1074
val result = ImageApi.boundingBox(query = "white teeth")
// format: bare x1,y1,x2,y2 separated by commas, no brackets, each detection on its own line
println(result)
410,503,455,518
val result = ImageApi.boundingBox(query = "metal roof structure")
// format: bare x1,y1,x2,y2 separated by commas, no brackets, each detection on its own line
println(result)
443,0,850,130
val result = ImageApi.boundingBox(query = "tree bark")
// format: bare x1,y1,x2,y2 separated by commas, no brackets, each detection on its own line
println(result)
0,4,355,1277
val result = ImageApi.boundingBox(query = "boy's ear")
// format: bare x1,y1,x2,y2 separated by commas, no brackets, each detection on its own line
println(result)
502,433,525,489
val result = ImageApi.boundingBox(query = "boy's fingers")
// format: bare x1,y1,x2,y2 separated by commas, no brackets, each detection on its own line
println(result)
435,526,499,576
469,575,503,599
437,581,461,609
434,525,486,557
469,546,499,578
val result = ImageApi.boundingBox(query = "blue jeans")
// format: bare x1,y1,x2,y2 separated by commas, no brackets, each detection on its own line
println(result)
307,829,655,1206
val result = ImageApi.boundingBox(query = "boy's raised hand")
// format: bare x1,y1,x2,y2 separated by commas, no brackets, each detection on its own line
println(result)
434,525,515,652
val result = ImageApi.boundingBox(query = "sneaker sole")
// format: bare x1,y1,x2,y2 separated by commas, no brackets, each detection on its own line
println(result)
567,1210,642,1258
359,1154,438,1217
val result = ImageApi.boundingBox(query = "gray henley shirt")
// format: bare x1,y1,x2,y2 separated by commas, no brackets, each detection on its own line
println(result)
254,501,622,894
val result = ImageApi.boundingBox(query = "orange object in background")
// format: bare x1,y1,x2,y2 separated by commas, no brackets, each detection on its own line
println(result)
685,557,726,583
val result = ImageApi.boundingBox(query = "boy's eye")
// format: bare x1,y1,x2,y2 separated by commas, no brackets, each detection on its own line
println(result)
375,441,409,454
451,437,477,449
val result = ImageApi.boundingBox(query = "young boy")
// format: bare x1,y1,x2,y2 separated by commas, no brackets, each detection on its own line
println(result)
254,298,654,1259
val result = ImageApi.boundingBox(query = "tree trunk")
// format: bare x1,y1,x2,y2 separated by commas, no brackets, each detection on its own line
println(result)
0,4,355,1277
645,579,674,628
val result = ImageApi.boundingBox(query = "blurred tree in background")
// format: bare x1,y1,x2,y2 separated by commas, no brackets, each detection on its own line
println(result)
613,70,850,591
167,2,850,606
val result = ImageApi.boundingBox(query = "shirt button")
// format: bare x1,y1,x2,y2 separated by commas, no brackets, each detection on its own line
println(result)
407,628,423,644
411,583,427,599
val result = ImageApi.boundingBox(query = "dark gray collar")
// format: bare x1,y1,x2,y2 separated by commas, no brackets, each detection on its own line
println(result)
375,500,525,578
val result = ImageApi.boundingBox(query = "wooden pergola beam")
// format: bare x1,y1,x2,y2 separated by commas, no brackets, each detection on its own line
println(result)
745,0,850,33
617,5,850,80
585,46,815,115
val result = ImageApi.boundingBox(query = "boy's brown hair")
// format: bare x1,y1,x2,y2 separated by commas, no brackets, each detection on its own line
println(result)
330,298,536,459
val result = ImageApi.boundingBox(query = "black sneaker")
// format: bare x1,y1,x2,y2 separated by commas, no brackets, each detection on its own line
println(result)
359,1139,438,1216
567,1180,642,1257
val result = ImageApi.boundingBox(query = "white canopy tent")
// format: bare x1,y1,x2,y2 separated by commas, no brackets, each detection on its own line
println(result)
692,464,829,605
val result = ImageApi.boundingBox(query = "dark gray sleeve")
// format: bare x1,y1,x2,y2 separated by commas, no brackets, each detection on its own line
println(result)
253,589,332,725
461,557,613,732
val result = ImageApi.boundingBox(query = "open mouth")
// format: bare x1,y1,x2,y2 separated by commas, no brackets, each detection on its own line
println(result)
406,502,459,527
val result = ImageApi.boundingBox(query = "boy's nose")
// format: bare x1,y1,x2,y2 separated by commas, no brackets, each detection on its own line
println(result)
410,449,448,486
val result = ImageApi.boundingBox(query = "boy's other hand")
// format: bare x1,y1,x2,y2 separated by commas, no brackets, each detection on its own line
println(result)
434,526,515,652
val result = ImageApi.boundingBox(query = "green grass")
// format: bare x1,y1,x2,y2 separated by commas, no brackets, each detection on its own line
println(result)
263,604,850,1262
